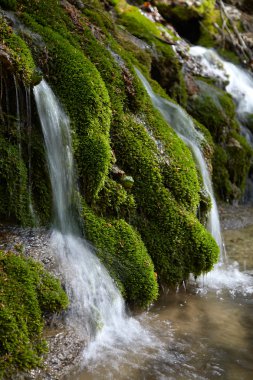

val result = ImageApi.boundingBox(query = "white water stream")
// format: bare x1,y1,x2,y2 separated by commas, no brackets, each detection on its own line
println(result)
33,80,158,366
135,68,223,255
189,46,253,118
189,46,253,206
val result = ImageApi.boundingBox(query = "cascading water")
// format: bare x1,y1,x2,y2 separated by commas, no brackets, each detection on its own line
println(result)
189,46,253,119
33,80,158,370
185,46,253,290
135,68,223,255
134,66,253,322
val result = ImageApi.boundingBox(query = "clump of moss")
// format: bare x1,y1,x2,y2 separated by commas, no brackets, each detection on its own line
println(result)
0,250,68,378
20,16,112,203
111,114,219,285
187,79,239,143
112,0,187,104
83,203,158,307
155,0,215,21
0,16,36,85
0,136,31,225
93,178,136,220
187,78,252,201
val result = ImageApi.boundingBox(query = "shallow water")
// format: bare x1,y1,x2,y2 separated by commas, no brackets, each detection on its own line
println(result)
70,224,253,380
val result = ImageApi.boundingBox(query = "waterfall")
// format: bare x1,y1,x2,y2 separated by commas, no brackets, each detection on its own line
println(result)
135,69,223,255
189,46,253,204
33,80,154,366
189,46,253,119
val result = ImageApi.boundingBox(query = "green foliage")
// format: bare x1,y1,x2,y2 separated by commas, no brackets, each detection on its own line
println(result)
83,204,158,307
0,250,68,378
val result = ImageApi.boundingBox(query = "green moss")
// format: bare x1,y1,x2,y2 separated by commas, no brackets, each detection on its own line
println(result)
112,0,186,104
0,17,36,85
21,16,112,202
0,136,31,225
83,203,158,307
187,79,239,143
197,9,221,47
111,114,219,285
212,144,233,201
93,178,136,219
216,48,240,65
226,132,253,197
0,250,68,378
188,79,253,201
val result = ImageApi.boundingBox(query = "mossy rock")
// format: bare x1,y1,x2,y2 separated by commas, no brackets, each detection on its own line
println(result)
187,78,239,143
154,0,215,21
20,17,112,203
0,16,36,85
0,135,31,225
187,78,252,201
226,132,253,198
112,0,187,104
111,114,219,285
83,203,159,307
0,250,68,378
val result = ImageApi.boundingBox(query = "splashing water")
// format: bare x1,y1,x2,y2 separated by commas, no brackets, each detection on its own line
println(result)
135,68,223,255
188,46,253,290
33,80,161,370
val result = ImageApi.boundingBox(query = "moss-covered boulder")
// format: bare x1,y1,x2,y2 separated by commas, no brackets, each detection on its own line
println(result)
112,0,187,104
154,0,216,44
111,113,219,285
187,78,239,143
0,250,68,378
83,204,159,307
187,78,253,201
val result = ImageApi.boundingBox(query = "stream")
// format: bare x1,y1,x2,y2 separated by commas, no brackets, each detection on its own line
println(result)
70,213,253,380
